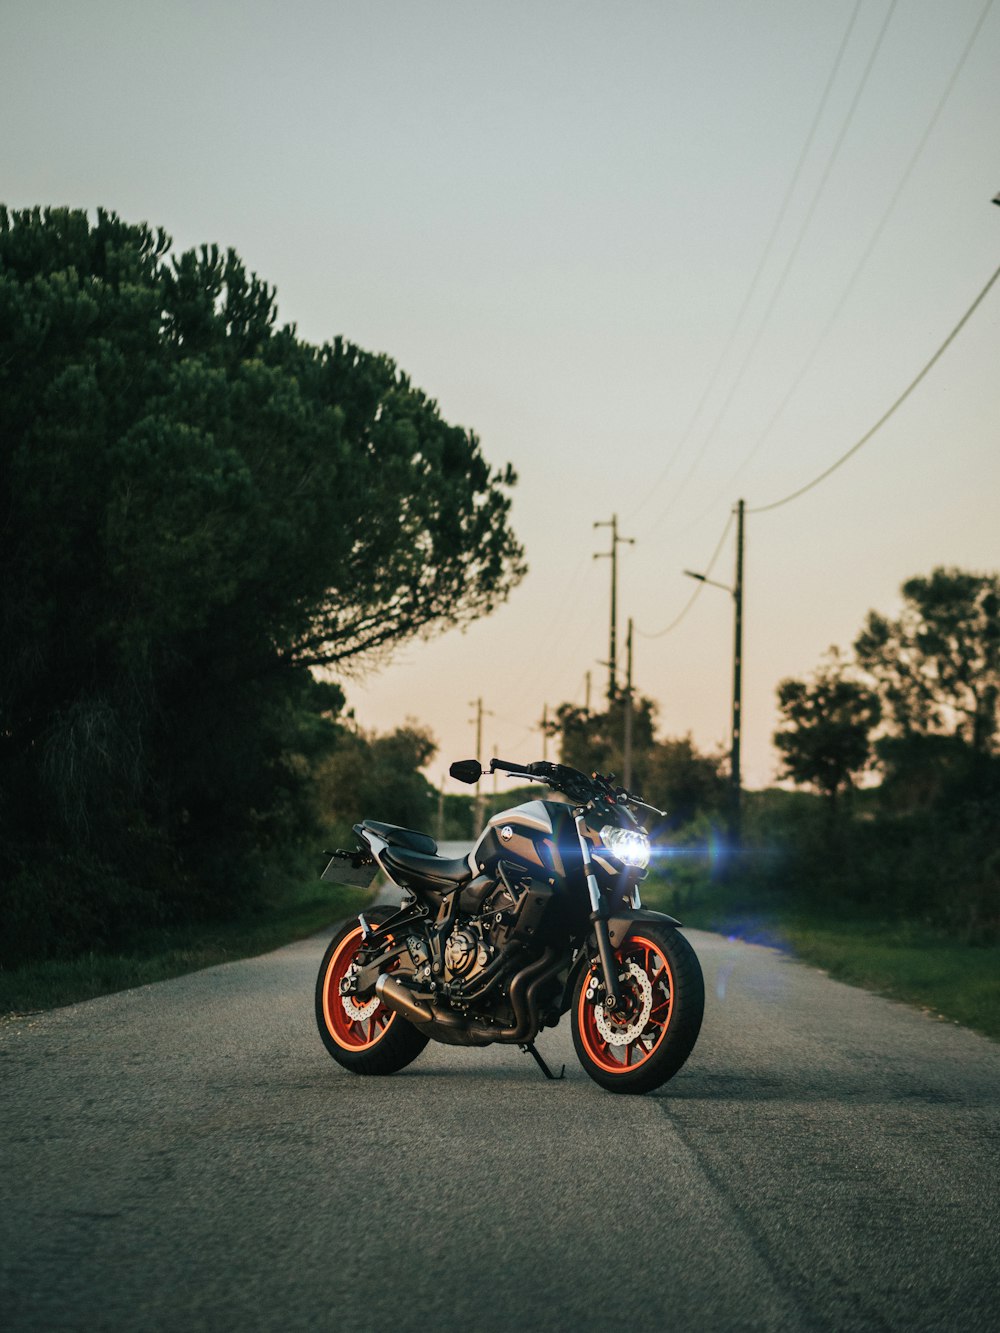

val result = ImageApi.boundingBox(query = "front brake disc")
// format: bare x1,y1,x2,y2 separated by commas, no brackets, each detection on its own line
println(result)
594,960,653,1046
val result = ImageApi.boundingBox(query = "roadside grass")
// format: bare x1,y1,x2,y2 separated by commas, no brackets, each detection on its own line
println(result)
643,871,1000,1042
0,880,369,1018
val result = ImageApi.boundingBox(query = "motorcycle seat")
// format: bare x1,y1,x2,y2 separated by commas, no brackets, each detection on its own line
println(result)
358,820,438,856
380,845,473,892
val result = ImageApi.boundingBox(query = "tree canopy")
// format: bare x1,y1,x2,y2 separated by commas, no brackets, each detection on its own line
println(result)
766,570,1000,937
546,696,726,826
317,722,440,838
854,568,1000,755
0,206,524,964
773,568,1000,805
773,652,880,806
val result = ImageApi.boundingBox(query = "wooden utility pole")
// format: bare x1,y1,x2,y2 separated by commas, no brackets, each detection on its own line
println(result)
623,618,634,790
469,697,492,831
584,670,592,715
541,703,549,762
682,499,746,848
731,499,745,846
594,515,634,702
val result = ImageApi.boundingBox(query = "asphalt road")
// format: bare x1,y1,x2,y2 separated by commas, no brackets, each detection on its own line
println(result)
2,917,999,1332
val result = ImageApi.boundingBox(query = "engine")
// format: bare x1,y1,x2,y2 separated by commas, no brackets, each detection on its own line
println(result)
378,876,567,1050
403,918,494,989
399,874,557,1011
444,923,490,980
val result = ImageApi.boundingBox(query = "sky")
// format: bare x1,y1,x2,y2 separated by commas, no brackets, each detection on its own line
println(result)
3,0,999,793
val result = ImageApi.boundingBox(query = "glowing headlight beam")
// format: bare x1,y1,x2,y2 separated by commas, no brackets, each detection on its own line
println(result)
599,825,650,869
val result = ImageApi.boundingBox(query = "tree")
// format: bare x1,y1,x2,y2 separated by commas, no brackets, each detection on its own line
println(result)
545,696,725,825
547,696,656,781
317,722,439,835
854,568,1000,755
773,652,881,807
759,572,1000,940
644,735,727,825
0,206,524,961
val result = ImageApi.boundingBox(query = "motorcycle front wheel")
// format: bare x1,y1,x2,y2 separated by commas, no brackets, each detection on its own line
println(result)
315,907,429,1075
571,925,704,1095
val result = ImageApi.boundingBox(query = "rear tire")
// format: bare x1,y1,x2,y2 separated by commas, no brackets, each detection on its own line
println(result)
571,925,704,1095
315,907,429,1076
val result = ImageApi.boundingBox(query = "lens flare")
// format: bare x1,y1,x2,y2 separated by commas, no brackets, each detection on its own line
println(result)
599,824,650,868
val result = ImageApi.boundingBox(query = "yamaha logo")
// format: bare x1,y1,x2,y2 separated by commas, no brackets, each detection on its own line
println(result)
499,825,514,841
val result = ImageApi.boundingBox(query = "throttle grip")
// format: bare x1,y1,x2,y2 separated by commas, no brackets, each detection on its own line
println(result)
490,757,527,774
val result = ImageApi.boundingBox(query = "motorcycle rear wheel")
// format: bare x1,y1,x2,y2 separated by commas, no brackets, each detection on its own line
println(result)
316,907,429,1075
571,925,704,1095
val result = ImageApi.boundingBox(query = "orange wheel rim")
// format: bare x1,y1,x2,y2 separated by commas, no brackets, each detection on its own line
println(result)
322,925,397,1051
577,934,674,1075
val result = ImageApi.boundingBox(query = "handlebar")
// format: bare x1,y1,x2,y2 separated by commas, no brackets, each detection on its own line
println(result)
490,758,570,785
489,757,623,805
486,756,667,821
489,757,531,776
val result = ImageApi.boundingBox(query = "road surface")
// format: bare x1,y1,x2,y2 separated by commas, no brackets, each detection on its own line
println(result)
2,915,999,1331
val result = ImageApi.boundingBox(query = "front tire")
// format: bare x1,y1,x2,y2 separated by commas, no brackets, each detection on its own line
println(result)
315,908,429,1076
571,925,704,1095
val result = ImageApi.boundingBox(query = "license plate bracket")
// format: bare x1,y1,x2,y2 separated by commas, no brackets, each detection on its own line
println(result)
321,850,378,889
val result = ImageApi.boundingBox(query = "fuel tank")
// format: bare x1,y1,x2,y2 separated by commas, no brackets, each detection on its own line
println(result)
469,798,638,928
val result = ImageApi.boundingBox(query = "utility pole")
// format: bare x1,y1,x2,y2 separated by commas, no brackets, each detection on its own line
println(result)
594,514,634,702
436,774,445,843
731,499,745,846
623,618,634,790
469,697,493,831
541,703,549,762
681,498,745,847
584,670,592,715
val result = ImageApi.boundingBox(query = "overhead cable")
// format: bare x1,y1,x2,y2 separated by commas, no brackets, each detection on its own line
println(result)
636,511,735,640
499,554,589,706
646,0,897,532
749,259,1000,514
628,0,864,530
689,0,996,522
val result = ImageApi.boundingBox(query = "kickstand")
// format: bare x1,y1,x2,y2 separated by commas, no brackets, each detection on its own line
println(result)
520,1041,566,1081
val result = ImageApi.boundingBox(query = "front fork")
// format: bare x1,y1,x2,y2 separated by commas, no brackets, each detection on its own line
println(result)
574,814,624,1013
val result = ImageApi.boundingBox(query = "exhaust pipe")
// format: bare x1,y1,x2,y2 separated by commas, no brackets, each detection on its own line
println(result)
375,974,434,1024
522,951,566,1042
376,948,564,1045
504,947,557,1042
465,947,559,1045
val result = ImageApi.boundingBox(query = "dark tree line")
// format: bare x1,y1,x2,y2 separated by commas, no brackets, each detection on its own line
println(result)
0,207,524,965
771,569,1000,937
774,569,1000,803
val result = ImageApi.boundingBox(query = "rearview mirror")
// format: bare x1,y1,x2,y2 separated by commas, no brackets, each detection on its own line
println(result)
449,759,483,785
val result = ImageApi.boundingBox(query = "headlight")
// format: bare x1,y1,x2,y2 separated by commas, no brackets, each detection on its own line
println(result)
599,824,650,869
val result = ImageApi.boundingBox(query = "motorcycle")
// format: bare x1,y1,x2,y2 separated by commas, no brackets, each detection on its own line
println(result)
315,757,704,1094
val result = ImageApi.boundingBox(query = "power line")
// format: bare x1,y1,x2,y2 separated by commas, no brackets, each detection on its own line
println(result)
496,611,597,749
749,258,1000,514
628,0,864,531
685,0,996,524
644,0,897,533
636,511,735,639
498,554,589,706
